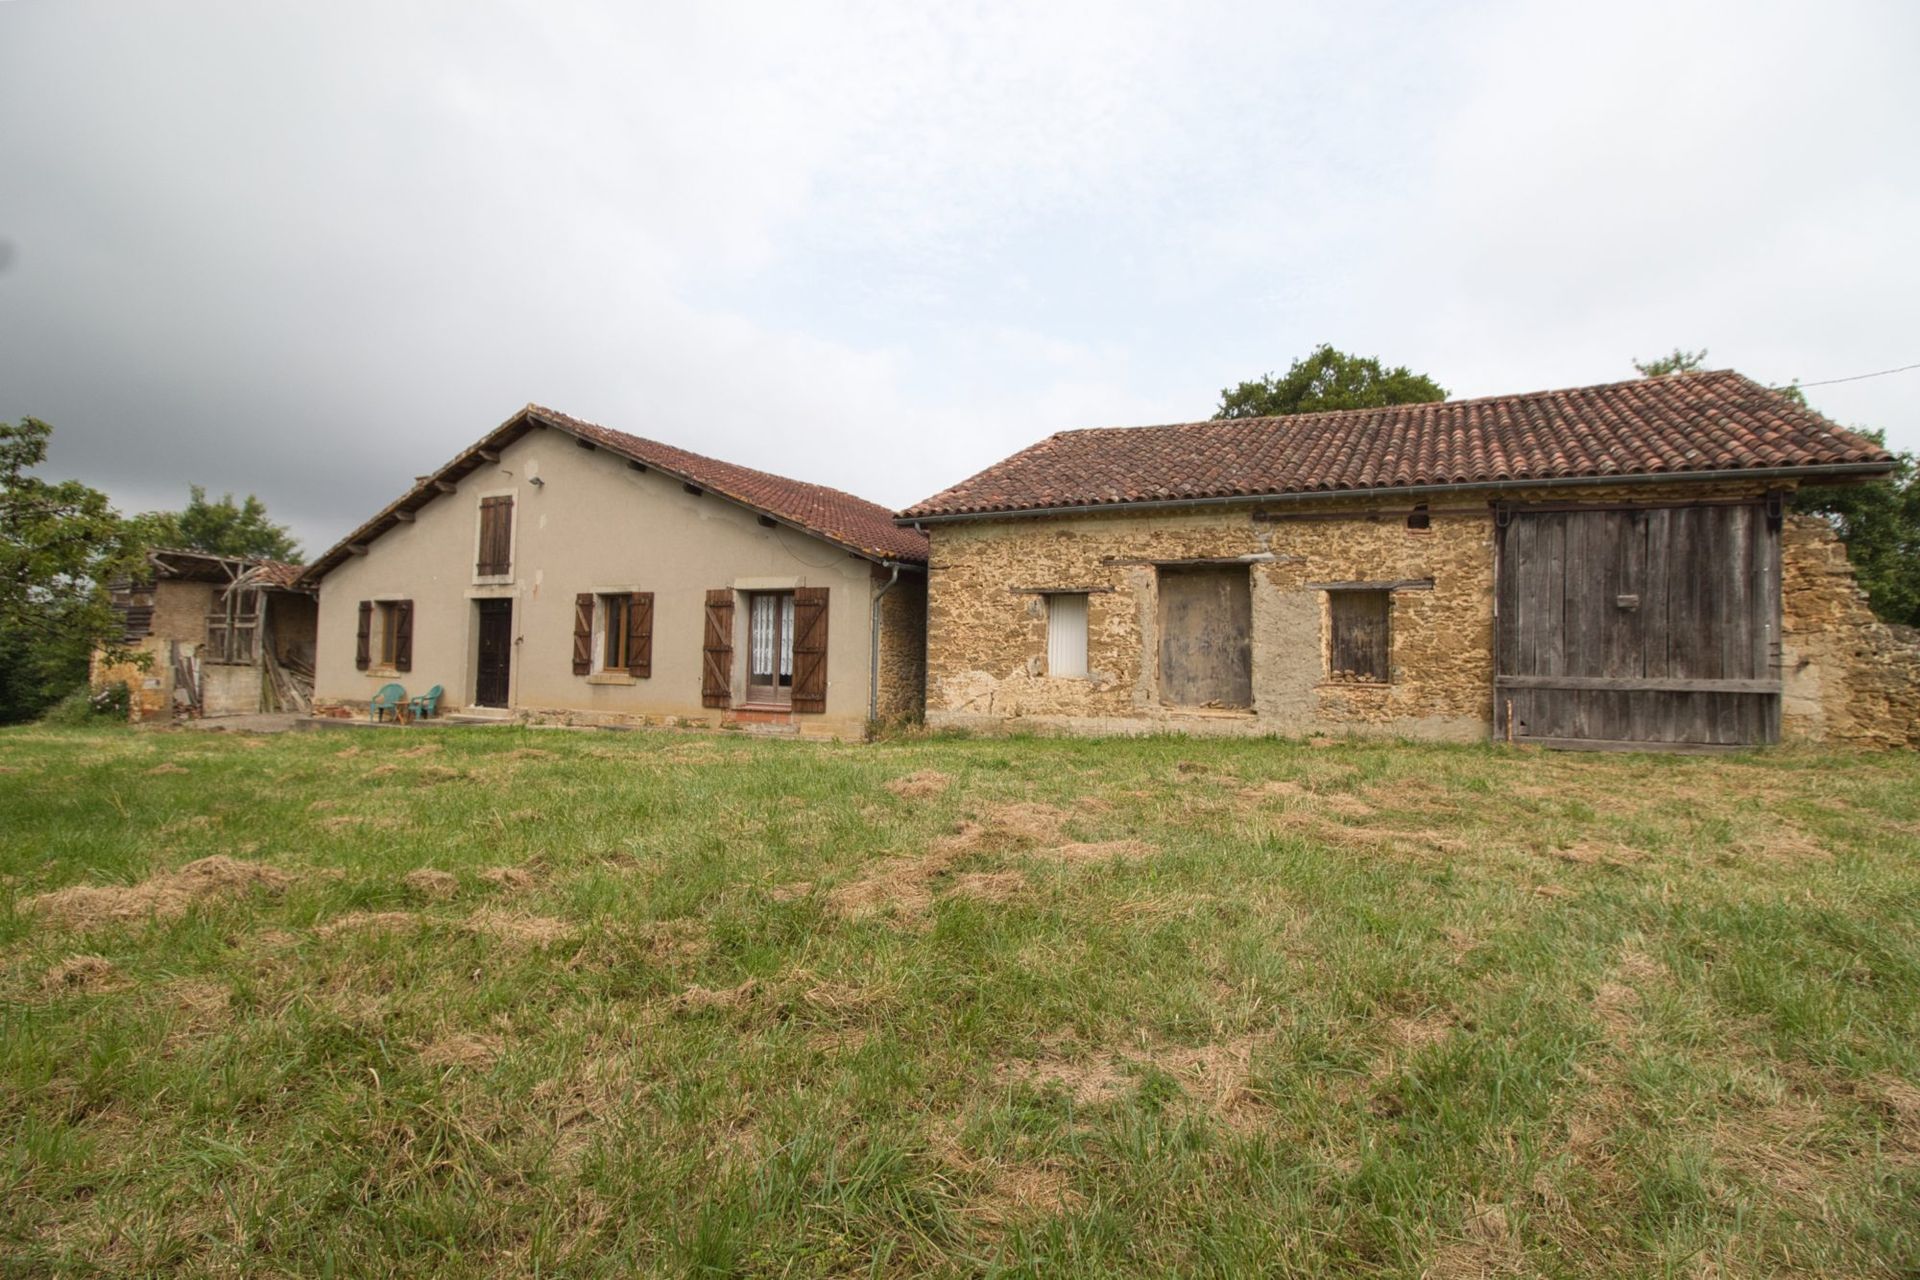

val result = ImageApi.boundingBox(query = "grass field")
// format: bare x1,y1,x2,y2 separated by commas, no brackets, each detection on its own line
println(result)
1,723,1917,1277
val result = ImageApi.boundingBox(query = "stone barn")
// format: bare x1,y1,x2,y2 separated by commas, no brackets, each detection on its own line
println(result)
898,371,1919,750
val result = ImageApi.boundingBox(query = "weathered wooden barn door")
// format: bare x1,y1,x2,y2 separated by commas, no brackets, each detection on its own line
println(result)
1495,502,1780,750
1157,565,1253,709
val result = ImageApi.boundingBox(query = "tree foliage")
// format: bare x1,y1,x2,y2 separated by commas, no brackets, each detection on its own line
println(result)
0,418,144,723
1633,347,1710,377
1796,432,1920,628
133,485,301,563
1215,345,1447,419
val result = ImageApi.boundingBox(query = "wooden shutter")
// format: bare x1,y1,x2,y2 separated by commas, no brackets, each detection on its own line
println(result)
702,589,734,707
572,594,593,675
628,591,653,678
355,601,372,670
477,497,513,576
791,586,829,713
1329,590,1390,683
394,600,414,672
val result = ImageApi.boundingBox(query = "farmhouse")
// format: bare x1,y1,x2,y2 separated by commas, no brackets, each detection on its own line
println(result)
899,370,1920,750
93,548,317,721
301,406,928,736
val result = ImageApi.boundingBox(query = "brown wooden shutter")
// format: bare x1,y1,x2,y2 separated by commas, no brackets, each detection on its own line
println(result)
355,601,372,670
477,496,513,576
1329,590,1390,683
628,591,653,678
791,586,829,713
394,600,414,672
572,594,593,675
702,589,734,707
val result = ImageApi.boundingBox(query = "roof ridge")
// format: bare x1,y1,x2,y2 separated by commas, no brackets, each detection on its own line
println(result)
1048,369,1743,438
523,404,900,516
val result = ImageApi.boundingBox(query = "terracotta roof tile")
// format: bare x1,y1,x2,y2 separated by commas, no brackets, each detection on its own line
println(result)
899,370,1894,520
528,406,927,563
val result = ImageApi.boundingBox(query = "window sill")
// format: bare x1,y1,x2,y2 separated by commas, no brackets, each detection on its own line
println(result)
1320,680,1392,690
364,666,402,679
738,701,793,713
471,576,515,588
586,672,637,686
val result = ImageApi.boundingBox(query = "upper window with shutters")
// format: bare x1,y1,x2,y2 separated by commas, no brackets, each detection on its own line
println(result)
474,493,515,583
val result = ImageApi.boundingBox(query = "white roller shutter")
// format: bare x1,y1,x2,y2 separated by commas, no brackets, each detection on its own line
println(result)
1047,593,1088,678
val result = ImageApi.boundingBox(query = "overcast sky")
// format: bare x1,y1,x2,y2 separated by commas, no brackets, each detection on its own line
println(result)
3,1,1915,558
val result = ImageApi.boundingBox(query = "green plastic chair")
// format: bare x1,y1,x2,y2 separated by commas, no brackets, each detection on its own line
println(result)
408,685,444,720
370,684,406,722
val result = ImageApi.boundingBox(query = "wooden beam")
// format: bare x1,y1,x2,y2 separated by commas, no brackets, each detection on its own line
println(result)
627,460,648,472
1306,578,1434,592
392,510,415,522
1515,735,1748,755
432,480,457,494
1008,585,1116,595
346,544,369,556
1101,553,1297,567
683,483,703,496
575,438,596,450
1496,674,1780,695
476,448,500,462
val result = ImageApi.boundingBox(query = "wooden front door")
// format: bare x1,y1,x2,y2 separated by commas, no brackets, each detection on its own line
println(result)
1157,565,1253,709
474,599,513,708
1495,502,1781,750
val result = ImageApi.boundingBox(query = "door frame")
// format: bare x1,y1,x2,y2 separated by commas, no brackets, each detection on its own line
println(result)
473,597,514,709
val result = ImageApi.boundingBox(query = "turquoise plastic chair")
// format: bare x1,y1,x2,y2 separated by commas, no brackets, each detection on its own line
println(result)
370,684,406,722
408,684,444,720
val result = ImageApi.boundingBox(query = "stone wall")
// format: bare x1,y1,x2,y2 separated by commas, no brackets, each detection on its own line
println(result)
924,498,1495,738
1779,513,1920,748
873,567,928,725
89,580,218,723
925,482,1917,747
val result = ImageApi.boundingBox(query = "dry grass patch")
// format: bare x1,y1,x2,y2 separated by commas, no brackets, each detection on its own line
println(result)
146,762,189,776
669,978,759,1013
946,870,1028,902
417,1031,503,1070
464,908,574,948
42,954,127,993
932,1122,1085,1227
767,880,813,902
1031,840,1156,866
317,910,420,938
21,855,292,929
396,743,442,758
884,769,951,798
403,868,460,899
478,865,537,891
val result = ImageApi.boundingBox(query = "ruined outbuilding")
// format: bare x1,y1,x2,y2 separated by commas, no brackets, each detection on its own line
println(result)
93,549,317,721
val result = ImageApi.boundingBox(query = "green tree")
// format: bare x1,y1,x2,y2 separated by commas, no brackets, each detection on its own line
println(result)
1796,432,1920,627
1214,345,1447,419
0,418,144,722
1633,347,1710,377
134,485,301,563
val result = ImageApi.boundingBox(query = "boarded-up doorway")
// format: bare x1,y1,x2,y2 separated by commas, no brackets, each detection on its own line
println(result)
1158,565,1253,709
1495,502,1781,750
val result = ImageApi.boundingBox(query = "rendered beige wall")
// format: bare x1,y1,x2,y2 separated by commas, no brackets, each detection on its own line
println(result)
312,425,890,736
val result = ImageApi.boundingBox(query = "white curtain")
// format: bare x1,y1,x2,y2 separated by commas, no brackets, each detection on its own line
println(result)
1047,593,1088,677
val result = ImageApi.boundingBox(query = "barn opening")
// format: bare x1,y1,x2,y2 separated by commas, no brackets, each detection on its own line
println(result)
1495,501,1782,750
1157,564,1252,709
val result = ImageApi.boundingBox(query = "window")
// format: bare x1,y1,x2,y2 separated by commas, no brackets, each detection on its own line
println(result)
1046,592,1088,678
747,591,795,704
600,594,631,671
476,495,514,578
357,599,412,673
1407,503,1431,531
378,602,402,664
1328,590,1390,684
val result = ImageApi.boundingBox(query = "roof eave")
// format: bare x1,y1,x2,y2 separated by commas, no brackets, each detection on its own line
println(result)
300,408,927,585
894,461,1899,525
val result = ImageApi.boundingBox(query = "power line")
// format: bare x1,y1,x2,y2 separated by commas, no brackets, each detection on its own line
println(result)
1773,361,1920,391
